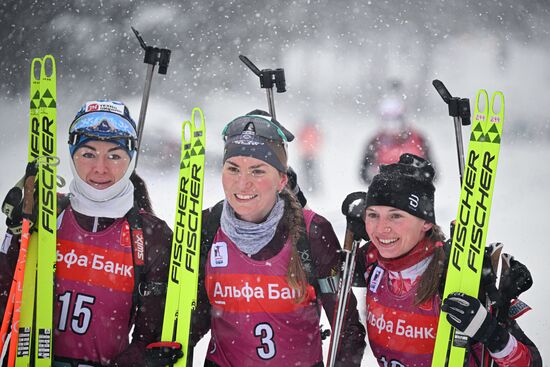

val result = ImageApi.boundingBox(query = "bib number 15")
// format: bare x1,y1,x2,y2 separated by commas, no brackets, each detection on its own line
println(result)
57,291,96,334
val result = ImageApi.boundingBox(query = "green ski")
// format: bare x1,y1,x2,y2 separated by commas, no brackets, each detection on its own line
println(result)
162,108,206,366
33,55,57,366
14,57,44,366
432,90,505,366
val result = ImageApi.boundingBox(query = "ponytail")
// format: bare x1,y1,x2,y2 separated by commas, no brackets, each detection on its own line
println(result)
280,188,308,303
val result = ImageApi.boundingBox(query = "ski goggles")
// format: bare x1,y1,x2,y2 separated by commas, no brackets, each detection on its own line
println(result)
222,115,293,143
68,111,138,152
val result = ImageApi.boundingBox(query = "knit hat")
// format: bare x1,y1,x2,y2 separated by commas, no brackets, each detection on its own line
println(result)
222,111,294,173
366,153,436,223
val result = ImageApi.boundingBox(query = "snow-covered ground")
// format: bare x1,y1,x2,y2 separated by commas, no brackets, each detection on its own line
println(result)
1,82,548,365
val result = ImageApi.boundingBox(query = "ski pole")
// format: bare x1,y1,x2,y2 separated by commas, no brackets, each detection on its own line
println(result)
326,228,361,367
239,55,286,120
327,196,367,367
131,27,172,166
432,80,471,184
2,170,36,366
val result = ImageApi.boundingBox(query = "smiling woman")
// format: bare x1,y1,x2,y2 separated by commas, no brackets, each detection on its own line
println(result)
342,153,542,367
187,110,367,366
221,156,288,223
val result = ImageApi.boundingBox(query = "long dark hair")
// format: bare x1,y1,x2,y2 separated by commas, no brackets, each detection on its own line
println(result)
131,171,154,215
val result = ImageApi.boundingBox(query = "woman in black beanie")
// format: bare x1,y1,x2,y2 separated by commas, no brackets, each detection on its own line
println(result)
342,153,542,367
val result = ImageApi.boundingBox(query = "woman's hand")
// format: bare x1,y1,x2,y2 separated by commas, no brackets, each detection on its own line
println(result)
442,292,510,353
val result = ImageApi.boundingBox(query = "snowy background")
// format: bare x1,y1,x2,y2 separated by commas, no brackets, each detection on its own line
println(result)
1,1,549,365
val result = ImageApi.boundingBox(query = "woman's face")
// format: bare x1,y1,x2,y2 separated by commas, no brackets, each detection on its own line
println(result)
222,156,288,223
364,205,433,259
73,140,131,190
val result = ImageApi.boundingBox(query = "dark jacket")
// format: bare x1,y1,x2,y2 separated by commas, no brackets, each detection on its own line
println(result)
0,207,172,367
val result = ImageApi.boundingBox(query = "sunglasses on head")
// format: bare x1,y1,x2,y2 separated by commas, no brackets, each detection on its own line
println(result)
222,115,290,142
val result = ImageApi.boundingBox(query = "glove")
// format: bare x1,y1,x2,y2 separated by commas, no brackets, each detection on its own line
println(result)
286,166,307,208
145,342,184,367
499,256,533,303
442,292,510,353
341,192,369,241
2,162,38,235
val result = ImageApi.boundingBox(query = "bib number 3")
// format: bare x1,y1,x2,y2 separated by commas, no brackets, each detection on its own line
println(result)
254,323,276,360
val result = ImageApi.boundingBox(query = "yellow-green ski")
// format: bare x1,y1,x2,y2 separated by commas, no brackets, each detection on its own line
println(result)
14,57,43,366
432,90,505,366
162,119,193,341
33,55,56,366
162,108,206,367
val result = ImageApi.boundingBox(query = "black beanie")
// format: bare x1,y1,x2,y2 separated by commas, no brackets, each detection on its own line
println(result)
366,153,436,223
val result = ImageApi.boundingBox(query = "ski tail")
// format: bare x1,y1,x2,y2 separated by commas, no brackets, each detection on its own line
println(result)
432,90,505,367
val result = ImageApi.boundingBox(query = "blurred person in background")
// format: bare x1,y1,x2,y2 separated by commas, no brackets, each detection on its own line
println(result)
360,79,434,184
297,118,323,193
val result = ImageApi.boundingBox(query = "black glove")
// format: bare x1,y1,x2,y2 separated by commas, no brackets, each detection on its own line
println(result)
499,256,533,303
286,166,307,208
145,342,184,367
2,162,38,235
442,292,510,353
341,192,369,241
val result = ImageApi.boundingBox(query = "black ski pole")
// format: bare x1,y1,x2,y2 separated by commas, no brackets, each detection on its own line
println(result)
239,55,286,120
432,80,471,184
326,229,360,367
326,197,366,367
131,27,172,165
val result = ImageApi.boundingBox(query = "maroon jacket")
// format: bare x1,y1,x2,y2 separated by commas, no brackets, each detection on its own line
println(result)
0,208,172,366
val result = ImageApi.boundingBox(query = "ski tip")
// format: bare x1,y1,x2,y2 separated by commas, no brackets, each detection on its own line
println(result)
41,55,56,79
490,91,505,116
475,89,489,113
191,107,205,131
181,120,193,143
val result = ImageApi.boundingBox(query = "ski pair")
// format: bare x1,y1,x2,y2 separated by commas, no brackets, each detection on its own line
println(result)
0,56,57,366
162,108,206,366
432,90,505,366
